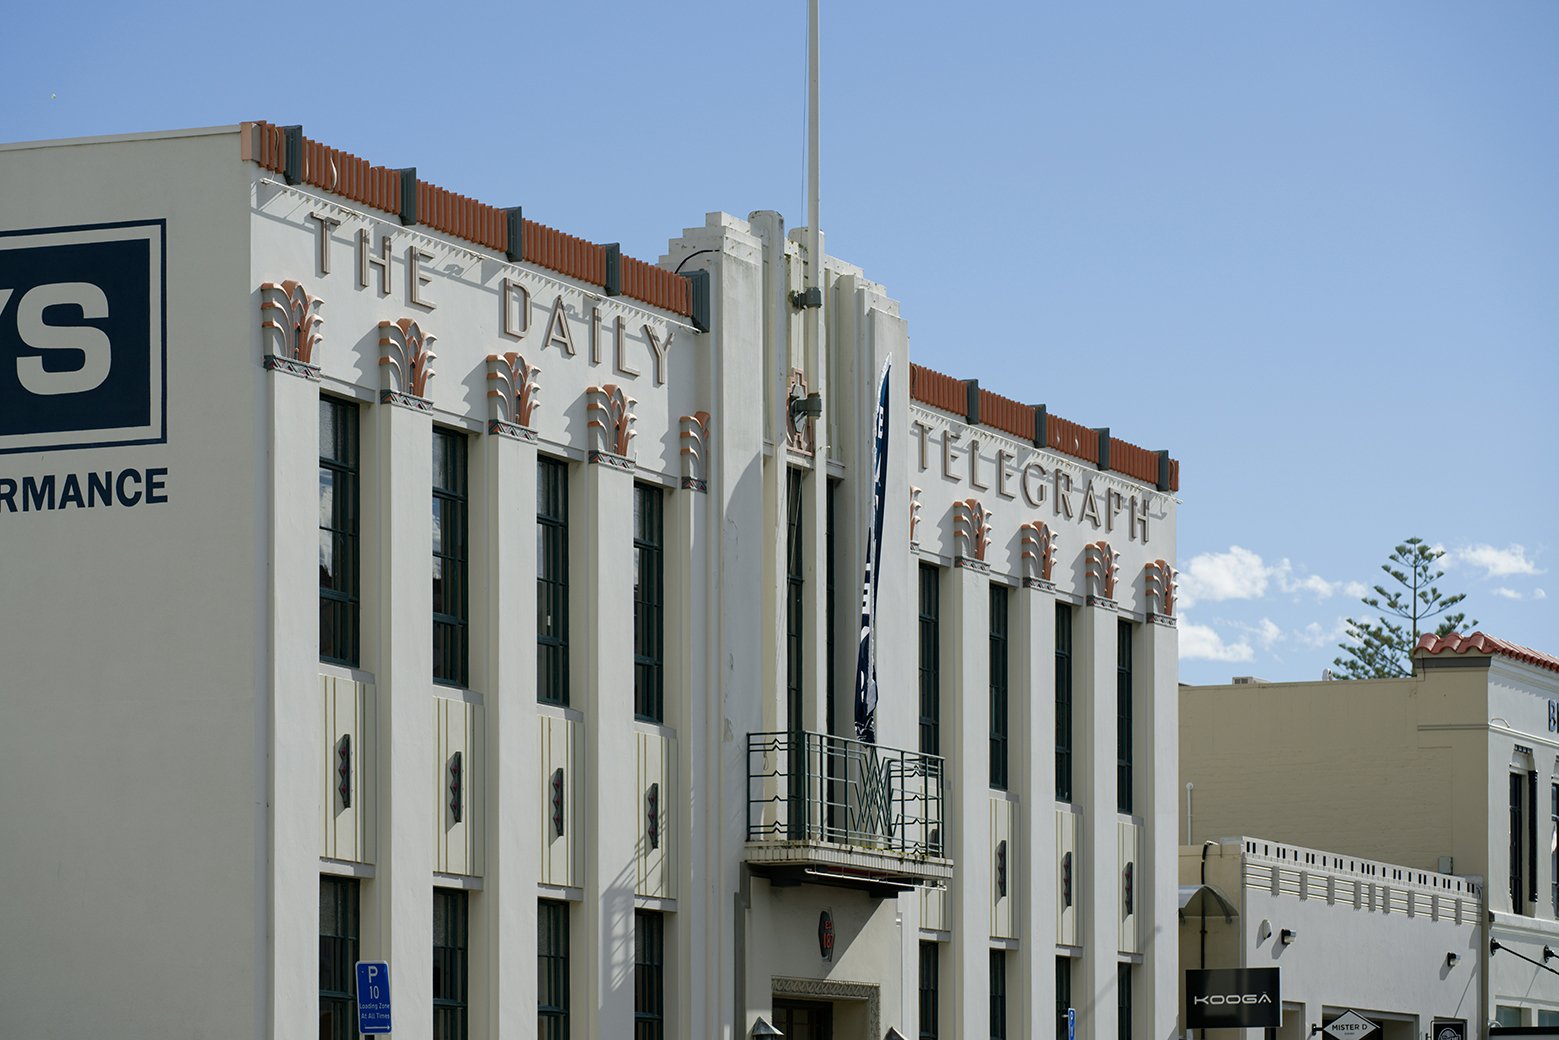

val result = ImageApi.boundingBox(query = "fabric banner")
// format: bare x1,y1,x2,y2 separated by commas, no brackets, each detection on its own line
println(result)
854,358,892,742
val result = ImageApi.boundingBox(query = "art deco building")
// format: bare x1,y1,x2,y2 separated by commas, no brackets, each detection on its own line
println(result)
0,122,1181,1039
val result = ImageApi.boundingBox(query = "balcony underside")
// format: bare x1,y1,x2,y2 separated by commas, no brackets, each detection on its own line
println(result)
746,839,954,895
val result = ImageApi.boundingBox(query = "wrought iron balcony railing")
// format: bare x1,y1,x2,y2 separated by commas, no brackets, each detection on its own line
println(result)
746,730,945,860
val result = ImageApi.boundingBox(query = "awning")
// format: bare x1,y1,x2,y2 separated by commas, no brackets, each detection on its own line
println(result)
1178,884,1238,923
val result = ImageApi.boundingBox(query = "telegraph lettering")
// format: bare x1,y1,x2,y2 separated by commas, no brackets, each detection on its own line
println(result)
0,467,169,512
0,221,166,454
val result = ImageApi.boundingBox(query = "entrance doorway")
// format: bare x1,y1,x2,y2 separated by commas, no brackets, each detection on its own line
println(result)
773,998,834,1040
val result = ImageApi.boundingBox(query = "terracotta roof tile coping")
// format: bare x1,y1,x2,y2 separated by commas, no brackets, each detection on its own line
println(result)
1416,631,1559,675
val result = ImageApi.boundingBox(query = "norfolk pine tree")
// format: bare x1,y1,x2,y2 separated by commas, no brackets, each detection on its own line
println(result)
1333,537,1476,679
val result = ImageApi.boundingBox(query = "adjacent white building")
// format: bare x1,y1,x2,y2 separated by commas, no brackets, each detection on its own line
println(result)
0,122,1182,1039
1184,632,1559,1033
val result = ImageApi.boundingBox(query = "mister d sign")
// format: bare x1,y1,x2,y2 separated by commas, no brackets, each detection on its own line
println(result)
1185,967,1280,1029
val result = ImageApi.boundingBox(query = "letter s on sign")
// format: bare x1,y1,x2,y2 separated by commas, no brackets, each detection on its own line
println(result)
6,282,113,396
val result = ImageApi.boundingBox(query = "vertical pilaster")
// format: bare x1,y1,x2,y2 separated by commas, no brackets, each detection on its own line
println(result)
479,431,537,1038
1019,587,1059,1039
1077,602,1119,1040
947,562,991,1040
582,457,636,1037
266,365,320,1039
369,397,435,1035
670,479,710,1037
1141,619,1179,1040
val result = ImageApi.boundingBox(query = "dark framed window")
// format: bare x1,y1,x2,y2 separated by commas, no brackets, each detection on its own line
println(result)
433,430,469,687
319,876,359,1040
538,457,569,705
633,909,665,1040
919,564,940,757
826,481,837,737
786,469,805,736
319,397,360,666
1055,606,1073,802
634,483,664,722
1117,963,1132,1040
918,940,940,1039
1056,957,1072,1040
1117,620,1133,815
1511,772,1524,914
1552,783,1558,916
989,949,1008,1040
433,888,469,1040
538,899,570,1040
989,584,1009,789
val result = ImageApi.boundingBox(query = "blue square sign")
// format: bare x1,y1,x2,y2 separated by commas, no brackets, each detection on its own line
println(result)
0,220,166,455
355,961,393,1035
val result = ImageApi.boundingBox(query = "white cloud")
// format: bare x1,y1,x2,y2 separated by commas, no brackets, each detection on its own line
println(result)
1297,618,1350,648
1179,546,1355,609
1252,617,1283,650
1450,543,1542,578
1179,621,1255,663
1343,581,1368,599
1178,546,1270,609
1538,589,1549,601
1494,587,1524,601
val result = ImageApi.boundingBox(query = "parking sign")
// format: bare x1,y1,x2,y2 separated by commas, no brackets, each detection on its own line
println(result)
355,961,392,1035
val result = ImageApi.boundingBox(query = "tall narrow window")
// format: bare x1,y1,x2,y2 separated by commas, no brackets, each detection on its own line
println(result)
319,398,360,666
786,469,805,736
1117,620,1134,815
989,949,1008,1040
633,909,665,1040
826,481,837,737
919,564,940,757
1055,956,1072,1040
989,584,1009,790
918,941,940,1040
433,430,468,687
1055,606,1073,802
1551,782,1558,916
433,888,469,1040
1511,772,1525,914
537,457,569,705
633,484,664,722
1117,964,1132,1040
538,899,570,1040
319,876,359,1040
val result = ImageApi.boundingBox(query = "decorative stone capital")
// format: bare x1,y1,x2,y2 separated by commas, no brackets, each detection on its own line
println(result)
679,411,710,492
260,279,324,365
378,318,436,407
586,384,636,459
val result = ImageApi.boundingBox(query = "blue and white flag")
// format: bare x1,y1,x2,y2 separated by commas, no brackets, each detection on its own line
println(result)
854,358,892,743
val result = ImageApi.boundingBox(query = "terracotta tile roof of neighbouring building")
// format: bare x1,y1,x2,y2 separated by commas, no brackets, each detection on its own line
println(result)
908,362,1180,492
1415,631,1559,675
241,121,693,318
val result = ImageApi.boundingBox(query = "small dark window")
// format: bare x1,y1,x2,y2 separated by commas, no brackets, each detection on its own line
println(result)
538,899,570,1039
633,909,665,1040
919,564,940,757
319,876,359,1040
1056,957,1072,1040
989,949,1007,1040
433,888,469,1040
1055,606,1073,802
319,398,360,666
1117,963,1132,1040
433,430,469,687
1511,772,1524,914
537,457,569,705
989,584,1009,789
633,484,664,722
1117,620,1133,815
918,940,939,1039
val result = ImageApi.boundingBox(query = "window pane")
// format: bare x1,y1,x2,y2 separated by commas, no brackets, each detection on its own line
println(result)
633,484,664,722
319,398,359,666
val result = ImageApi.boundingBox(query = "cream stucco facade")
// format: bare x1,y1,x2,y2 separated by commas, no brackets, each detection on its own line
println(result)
0,122,1182,1039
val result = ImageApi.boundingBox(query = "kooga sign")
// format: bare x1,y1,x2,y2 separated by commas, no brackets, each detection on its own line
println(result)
1185,968,1281,1029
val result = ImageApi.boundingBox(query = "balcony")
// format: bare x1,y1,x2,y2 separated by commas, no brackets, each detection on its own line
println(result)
745,730,953,893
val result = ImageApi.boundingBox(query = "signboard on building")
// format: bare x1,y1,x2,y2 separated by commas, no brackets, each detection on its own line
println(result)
1432,1020,1466,1040
1324,1011,1378,1040
1185,968,1281,1029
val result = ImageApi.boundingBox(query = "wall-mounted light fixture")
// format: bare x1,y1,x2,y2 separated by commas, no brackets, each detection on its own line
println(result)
1446,952,1460,968
751,1016,784,1037
1545,945,1558,963
1279,928,1297,946
789,391,823,425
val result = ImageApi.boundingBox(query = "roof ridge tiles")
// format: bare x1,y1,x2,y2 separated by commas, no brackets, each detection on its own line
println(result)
1416,630,1559,675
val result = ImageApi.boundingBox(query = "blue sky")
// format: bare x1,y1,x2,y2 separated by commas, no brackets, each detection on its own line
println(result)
6,1,1555,682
